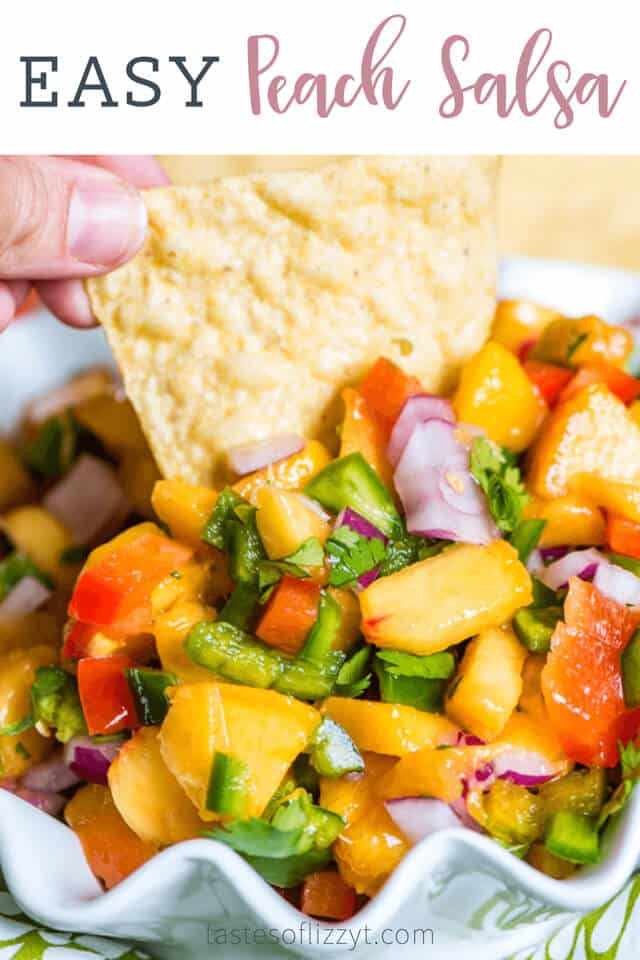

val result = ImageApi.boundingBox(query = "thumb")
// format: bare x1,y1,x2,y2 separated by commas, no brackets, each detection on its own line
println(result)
0,156,147,280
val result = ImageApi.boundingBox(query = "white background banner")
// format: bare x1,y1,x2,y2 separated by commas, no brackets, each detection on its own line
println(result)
0,0,638,153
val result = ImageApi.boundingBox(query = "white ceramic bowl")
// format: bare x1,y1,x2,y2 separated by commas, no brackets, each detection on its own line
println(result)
2,257,640,960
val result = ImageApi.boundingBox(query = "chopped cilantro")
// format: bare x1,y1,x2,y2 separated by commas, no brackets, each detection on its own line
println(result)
21,413,77,480
258,560,309,601
470,437,529,534
375,649,456,679
598,741,640,829
285,537,324,568
0,552,54,601
206,790,343,887
15,742,30,759
378,532,448,578
0,716,34,737
510,518,547,563
325,526,386,588
201,487,246,550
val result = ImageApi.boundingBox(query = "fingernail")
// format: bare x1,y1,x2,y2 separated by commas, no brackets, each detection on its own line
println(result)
67,183,147,267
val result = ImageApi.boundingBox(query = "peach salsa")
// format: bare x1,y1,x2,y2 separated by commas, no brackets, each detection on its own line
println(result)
3,304,640,921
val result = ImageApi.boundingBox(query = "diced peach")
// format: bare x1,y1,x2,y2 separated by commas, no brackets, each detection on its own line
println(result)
531,315,633,370
255,487,330,560
360,541,532,655
320,698,458,756
109,727,208,846
0,440,35,512
153,600,218,684
527,384,640,521
233,441,331,505
152,480,218,547
65,784,157,889
523,494,606,547
160,683,319,818
320,753,408,897
445,627,526,741
453,341,546,452
491,300,561,356
377,745,492,803
0,646,57,777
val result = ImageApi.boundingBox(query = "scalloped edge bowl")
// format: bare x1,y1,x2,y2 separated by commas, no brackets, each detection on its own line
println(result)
2,257,640,960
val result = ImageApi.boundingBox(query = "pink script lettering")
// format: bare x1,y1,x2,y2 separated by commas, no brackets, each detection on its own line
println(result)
439,28,626,129
247,14,411,117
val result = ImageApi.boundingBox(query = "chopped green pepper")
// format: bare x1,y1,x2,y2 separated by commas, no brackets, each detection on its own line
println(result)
226,508,266,585
308,716,364,777
544,811,600,865
30,665,87,743
374,661,448,711
513,606,563,653
304,452,402,539
0,552,53,601
126,668,177,725
218,582,260,631
185,621,345,700
206,752,251,817
22,413,77,480
302,591,342,660
201,487,246,550
622,627,640,708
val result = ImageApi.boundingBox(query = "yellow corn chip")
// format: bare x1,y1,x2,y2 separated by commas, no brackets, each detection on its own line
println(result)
87,156,498,485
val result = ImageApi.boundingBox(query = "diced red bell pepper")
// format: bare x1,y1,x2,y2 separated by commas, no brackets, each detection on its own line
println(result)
300,870,357,920
69,532,192,636
78,655,140,735
359,358,423,432
542,578,640,767
559,364,640,406
607,513,640,560
523,361,573,408
62,620,97,660
256,575,321,656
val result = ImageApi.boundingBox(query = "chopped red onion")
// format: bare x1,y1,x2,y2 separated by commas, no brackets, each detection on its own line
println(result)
537,548,604,591
395,420,499,546
334,507,388,544
0,577,51,619
526,549,544,575
385,797,462,844
539,546,570,564
457,733,486,747
44,454,129,545
26,369,114,424
493,748,558,786
449,795,484,833
387,395,455,468
64,736,123,785
228,434,304,476
22,757,81,793
334,507,387,589
14,788,66,816
594,562,640,606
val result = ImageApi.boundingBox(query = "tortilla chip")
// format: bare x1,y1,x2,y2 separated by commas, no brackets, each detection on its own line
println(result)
87,156,498,486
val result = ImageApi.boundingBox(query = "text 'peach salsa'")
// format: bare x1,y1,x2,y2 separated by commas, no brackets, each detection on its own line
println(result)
4,303,640,921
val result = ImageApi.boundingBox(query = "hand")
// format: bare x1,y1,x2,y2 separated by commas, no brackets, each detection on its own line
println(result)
0,155,169,332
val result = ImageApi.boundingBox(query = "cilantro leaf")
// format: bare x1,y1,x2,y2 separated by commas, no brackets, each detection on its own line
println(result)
378,532,449,578
206,790,344,887
620,740,640,781
376,649,455,679
285,537,324,567
258,560,309,601
510,518,547,563
334,676,372,698
325,527,386,588
333,647,372,698
0,716,34,737
598,741,640,829
201,487,246,550
470,437,529,534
